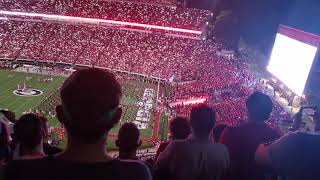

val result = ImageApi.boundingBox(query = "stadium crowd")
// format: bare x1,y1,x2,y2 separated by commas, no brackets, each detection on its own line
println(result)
0,19,292,126
0,68,319,180
0,0,317,178
0,0,210,30
1,20,214,78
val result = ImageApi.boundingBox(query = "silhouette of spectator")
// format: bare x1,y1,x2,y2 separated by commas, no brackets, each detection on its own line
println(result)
156,104,229,180
116,122,141,160
155,117,190,161
13,113,46,160
0,110,16,138
0,123,11,168
4,68,151,180
38,116,62,156
220,91,282,180
256,107,320,180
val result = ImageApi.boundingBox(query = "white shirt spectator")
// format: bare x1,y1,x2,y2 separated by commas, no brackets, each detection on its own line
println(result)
156,135,229,180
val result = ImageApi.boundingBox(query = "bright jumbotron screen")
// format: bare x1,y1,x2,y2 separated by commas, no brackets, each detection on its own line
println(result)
267,33,318,96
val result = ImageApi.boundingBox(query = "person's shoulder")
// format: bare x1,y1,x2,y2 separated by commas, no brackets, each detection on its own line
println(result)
115,159,149,172
281,131,307,140
7,158,47,167
209,142,229,153
270,131,306,150
159,141,170,148
6,156,58,170
224,125,242,133
288,130,320,142
117,158,147,167
43,143,63,155
166,139,188,147
4,158,50,179
116,159,151,179
220,126,239,139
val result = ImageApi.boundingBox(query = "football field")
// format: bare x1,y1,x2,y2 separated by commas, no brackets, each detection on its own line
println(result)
0,69,65,117
0,69,164,150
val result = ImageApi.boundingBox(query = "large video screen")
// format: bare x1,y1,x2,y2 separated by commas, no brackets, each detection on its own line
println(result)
267,33,318,96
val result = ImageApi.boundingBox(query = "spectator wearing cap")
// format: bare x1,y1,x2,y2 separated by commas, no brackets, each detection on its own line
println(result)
4,68,151,180
155,117,190,161
155,104,229,180
116,122,142,160
220,91,282,180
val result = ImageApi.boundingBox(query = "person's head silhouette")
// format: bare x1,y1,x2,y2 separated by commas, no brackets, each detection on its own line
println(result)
190,104,216,139
246,91,273,123
169,117,190,140
56,68,122,156
116,122,141,160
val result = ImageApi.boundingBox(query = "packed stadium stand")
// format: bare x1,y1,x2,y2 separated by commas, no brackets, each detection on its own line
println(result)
0,18,291,126
0,0,211,32
0,1,304,179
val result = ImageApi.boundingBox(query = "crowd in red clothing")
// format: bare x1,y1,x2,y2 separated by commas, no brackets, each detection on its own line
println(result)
0,20,219,79
0,1,317,179
0,0,210,31
110,0,178,6
0,19,292,128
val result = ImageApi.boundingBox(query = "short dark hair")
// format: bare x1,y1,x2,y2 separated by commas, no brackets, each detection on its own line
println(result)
190,104,216,138
15,113,44,149
246,91,273,122
169,117,190,140
117,123,140,151
60,68,122,143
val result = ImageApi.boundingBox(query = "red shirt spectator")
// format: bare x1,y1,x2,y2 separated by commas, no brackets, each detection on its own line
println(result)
220,122,281,180
220,92,282,180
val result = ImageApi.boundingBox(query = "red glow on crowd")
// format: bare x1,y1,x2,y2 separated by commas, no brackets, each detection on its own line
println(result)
170,97,208,107
0,10,202,35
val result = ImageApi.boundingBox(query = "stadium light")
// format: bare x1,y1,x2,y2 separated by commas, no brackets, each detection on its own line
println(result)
0,10,202,35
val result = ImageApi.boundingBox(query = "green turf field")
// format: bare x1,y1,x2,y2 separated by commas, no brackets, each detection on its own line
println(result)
0,69,161,150
0,70,65,116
